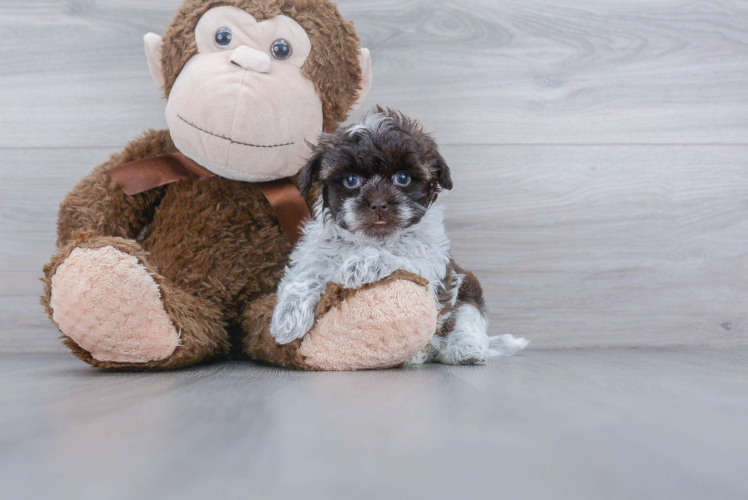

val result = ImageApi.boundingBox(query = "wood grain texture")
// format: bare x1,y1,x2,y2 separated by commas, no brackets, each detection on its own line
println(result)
3,145,746,352
443,144,748,348
1,350,747,499
1,0,748,350
0,0,747,147
0,148,116,352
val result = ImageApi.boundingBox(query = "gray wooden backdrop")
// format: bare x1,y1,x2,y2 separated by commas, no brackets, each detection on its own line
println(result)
2,0,747,352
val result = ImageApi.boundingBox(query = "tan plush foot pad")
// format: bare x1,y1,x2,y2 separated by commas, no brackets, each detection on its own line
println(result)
49,246,179,363
300,278,438,371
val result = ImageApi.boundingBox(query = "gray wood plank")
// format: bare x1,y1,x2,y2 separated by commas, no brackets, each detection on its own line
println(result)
1,0,747,147
445,144,748,348
3,145,747,351
0,148,116,352
1,349,746,499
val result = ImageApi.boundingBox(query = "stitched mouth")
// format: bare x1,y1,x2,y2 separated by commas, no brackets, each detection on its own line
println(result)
178,115,295,149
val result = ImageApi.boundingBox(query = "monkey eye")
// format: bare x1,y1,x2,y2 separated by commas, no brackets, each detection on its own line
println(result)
271,39,292,60
394,172,411,186
344,174,361,189
215,27,233,48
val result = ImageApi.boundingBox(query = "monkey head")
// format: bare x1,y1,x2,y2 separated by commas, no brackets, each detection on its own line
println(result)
143,0,373,182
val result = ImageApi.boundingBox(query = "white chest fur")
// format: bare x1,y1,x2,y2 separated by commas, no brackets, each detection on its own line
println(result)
283,203,452,296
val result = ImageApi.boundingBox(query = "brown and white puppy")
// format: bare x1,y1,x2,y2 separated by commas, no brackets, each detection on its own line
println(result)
270,108,528,365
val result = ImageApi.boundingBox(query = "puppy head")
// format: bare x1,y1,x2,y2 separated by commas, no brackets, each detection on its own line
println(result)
299,107,452,239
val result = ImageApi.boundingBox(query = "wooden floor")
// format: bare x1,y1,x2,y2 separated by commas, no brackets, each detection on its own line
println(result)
1,1,748,498
2,349,747,499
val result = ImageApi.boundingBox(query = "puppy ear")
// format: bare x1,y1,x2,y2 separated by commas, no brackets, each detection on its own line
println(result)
410,120,452,192
298,149,325,197
433,154,453,191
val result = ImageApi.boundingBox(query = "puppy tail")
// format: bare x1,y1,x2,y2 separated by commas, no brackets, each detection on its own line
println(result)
487,334,529,357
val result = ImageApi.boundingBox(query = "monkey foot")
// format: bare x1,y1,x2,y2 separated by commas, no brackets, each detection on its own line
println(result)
299,274,438,370
49,246,179,363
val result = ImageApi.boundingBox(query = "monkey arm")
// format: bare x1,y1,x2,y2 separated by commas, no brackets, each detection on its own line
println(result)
56,130,173,246
245,270,438,371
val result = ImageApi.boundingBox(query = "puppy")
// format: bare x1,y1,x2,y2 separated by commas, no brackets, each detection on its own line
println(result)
270,108,528,365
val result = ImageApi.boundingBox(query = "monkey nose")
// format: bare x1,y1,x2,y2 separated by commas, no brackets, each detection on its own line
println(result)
230,46,272,74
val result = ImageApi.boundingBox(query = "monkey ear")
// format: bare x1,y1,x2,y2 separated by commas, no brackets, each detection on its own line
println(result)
144,33,165,89
298,149,325,197
350,48,373,112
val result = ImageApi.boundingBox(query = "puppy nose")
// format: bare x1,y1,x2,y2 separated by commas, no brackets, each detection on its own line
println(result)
230,46,271,73
370,199,388,215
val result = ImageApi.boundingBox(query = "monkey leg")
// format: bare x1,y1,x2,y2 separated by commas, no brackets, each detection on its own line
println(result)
41,234,230,371
243,271,437,371
242,294,312,370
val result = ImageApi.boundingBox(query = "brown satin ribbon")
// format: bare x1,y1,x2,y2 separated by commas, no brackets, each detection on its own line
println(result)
105,152,216,195
105,153,311,246
254,179,312,247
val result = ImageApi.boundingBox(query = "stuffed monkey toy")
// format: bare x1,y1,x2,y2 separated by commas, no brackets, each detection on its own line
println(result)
41,0,438,371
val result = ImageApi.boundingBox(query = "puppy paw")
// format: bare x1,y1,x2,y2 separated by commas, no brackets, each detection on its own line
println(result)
270,299,316,344
339,248,391,289
436,304,528,365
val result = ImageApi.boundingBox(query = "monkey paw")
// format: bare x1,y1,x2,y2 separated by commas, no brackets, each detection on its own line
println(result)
299,271,438,370
49,245,179,364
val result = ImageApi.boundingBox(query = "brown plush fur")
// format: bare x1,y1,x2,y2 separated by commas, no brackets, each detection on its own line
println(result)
42,0,373,371
242,270,430,371
55,130,174,246
42,232,231,370
42,129,299,368
242,294,314,370
161,0,363,132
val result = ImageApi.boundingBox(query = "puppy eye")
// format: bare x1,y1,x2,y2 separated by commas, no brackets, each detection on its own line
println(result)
270,39,292,60
215,27,233,48
343,174,361,188
394,172,411,186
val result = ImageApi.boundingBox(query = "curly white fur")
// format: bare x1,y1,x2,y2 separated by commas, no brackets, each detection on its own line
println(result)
270,201,529,364
438,305,528,364
271,203,450,344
